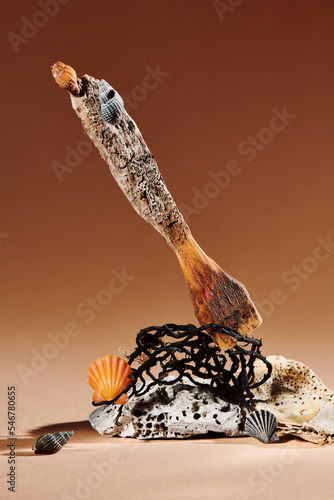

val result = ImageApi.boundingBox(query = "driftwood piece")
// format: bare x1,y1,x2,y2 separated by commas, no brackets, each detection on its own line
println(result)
52,64,262,349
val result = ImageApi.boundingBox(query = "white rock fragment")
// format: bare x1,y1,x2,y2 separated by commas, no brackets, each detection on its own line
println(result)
251,355,334,444
89,380,249,439
89,355,334,444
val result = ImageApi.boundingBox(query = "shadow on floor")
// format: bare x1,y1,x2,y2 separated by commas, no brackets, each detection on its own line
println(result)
27,420,92,438
1,421,311,456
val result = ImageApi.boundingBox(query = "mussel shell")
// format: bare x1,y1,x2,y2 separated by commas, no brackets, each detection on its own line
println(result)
245,409,278,444
32,431,74,454
98,79,124,124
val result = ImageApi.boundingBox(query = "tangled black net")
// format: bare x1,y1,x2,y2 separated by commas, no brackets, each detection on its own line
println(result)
92,322,272,410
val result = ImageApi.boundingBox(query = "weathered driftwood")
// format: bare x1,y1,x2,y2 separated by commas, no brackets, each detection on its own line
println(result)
52,64,262,349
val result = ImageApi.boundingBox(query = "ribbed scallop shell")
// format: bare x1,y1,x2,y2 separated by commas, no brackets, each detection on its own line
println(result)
87,355,133,404
245,409,278,443
51,61,80,95
98,79,124,124
32,431,74,454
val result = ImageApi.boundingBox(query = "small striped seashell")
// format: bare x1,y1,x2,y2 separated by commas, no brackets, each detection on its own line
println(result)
32,431,74,454
98,79,124,124
51,61,80,95
87,355,133,404
245,409,278,444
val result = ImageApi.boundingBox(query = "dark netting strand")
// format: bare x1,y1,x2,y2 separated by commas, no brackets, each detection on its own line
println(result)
92,322,272,410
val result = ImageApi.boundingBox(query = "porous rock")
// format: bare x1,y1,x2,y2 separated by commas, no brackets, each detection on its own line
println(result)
251,355,334,444
89,380,249,439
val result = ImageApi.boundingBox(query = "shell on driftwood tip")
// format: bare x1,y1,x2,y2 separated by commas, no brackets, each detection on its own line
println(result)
87,355,133,404
51,61,80,95
32,431,74,454
245,409,278,444
98,79,124,124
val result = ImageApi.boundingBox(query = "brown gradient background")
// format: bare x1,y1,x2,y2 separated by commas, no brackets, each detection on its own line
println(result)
1,1,334,499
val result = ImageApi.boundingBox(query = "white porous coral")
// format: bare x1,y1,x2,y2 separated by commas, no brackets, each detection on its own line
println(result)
89,380,249,439
252,355,334,444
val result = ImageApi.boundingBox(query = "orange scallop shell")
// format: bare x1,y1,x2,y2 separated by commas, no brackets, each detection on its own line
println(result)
51,61,80,95
87,355,133,404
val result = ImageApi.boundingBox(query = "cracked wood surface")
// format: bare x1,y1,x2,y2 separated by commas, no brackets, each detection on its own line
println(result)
57,70,262,349
71,75,186,249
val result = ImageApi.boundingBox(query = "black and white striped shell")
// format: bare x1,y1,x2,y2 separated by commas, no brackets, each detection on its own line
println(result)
98,79,124,124
32,431,74,454
245,410,278,444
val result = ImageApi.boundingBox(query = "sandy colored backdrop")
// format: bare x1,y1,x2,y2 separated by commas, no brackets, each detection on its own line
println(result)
1,1,334,499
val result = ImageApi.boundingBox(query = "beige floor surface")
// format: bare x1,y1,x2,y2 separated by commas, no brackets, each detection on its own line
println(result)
1,418,334,500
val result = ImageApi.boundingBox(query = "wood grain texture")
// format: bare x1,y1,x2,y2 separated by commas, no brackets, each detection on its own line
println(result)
58,70,262,349
71,75,187,248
